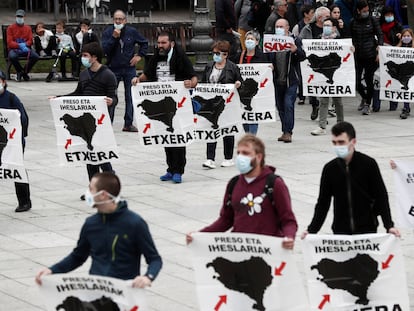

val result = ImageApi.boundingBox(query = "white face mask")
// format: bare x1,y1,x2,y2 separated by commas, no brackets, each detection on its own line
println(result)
245,39,256,50
85,189,120,208
114,23,124,30
236,154,254,174
275,27,285,36
16,17,24,25
333,144,350,159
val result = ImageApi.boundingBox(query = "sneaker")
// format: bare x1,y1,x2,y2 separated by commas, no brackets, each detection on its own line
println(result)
358,99,365,111
40,50,47,57
45,72,54,82
15,72,22,82
172,173,182,183
22,73,30,81
310,105,319,120
283,133,292,143
400,109,410,119
328,109,336,117
51,50,57,57
221,159,234,167
298,99,305,105
15,203,31,212
311,127,326,136
160,172,173,181
362,105,371,115
202,159,216,169
122,125,139,132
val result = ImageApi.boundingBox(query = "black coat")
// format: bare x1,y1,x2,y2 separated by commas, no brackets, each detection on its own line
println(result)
350,16,384,59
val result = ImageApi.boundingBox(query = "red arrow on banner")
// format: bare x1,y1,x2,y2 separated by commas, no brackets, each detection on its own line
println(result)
214,295,227,311
386,80,392,88
343,53,351,62
64,139,72,150
178,97,186,108
318,295,330,310
193,117,198,123
9,128,16,139
129,306,139,311
382,254,394,269
274,261,286,276
97,114,105,124
226,92,234,103
260,78,269,88
308,74,314,83
143,123,151,134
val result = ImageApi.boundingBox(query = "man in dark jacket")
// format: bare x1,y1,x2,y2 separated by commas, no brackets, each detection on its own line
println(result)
215,0,239,60
302,121,400,237
102,10,148,132
132,31,198,184
36,172,162,287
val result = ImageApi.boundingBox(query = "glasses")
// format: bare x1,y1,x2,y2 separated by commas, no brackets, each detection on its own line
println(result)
113,17,125,21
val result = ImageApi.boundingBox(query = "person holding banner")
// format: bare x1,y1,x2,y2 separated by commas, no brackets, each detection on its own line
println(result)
271,18,305,143
201,40,243,169
35,172,162,288
187,134,298,249
132,31,198,183
0,70,32,212
302,121,401,238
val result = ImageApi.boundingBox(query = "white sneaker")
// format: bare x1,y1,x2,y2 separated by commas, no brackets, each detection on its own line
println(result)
311,127,326,136
221,159,234,167
202,159,216,169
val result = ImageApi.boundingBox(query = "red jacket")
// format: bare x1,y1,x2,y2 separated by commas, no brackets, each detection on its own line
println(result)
201,166,298,238
7,23,33,51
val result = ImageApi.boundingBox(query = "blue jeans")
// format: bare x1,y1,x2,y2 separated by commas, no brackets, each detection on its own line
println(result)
9,49,39,73
243,123,258,135
275,83,298,134
110,66,136,127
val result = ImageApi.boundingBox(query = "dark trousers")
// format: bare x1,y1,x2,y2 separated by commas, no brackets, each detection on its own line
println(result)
15,182,31,206
165,146,186,175
86,163,114,180
34,36,57,55
206,136,235,161
9,49,39,73
59,50,77,75
356,56,377,106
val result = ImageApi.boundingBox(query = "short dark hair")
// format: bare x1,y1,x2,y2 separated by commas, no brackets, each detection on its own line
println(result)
82,42,103,63
157,31,175,43
323,17,339,28
300,4,314,17
331,121,356,140
237,134,266,167
79,18,91,27
56,20,65,28
93,172,121,197
356,0,369,11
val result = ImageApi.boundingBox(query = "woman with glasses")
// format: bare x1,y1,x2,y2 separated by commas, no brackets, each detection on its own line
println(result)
201,40,243,170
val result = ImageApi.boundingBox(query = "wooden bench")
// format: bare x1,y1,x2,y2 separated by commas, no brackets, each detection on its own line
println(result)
2,22,216,80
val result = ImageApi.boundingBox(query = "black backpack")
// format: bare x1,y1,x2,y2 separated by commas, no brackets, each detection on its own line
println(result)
225,173,279,208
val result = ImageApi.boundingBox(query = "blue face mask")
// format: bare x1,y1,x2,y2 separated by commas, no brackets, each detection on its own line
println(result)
81,57,92,68
213,53,223,63
323,26,332,36
16,17,24,25
245,39,256,50
333,145,350,159
236,154,254,174
385,15,394,23
275,27,285,36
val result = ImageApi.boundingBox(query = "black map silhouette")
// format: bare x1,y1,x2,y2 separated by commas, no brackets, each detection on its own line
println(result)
192,95,225,129
60,113,97,151
307,53,342,84
206,256,273,311
238,78,259,111
56,295,120,311
0,125,8,166
311,253,379,305
137,96,177,132
384,60,414,90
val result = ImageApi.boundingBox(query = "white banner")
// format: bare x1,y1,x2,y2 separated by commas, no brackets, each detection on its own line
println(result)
132,81,195,147
393,160,414,228
237,64,277,124
301,39,355,97
188,232,309,311
263,34,295,53
0,108,27,183
192,83,243,142
50,96,119,165
302,234,409,311
38,274,147,311
379,46,414,102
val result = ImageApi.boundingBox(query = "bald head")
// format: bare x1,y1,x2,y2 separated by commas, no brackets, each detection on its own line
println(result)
275,18,289,35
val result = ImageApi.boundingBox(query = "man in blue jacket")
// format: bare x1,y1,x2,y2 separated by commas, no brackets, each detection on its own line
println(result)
102,10,148,132
35,172,162,288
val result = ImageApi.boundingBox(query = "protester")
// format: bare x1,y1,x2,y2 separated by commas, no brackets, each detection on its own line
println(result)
264,0,288,34
74,18,100,77
55,20,78,80
235,0,253,51
237,30,270,135
330,4,351,38
132,31,198,184
35,172,162,288
33,22,57,57
310,18,345,136
7,9,39,82
215,0,240,61
302,121,401,237
350,0,383,115
0,70,31,212
102,9,148,132
271,19,305,143
201,40,242,169
187,134,298,249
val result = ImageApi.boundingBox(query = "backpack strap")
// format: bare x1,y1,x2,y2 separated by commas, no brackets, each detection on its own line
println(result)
226,175,240,207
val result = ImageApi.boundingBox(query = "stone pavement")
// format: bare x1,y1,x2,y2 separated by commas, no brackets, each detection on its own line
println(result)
0,76,413,310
